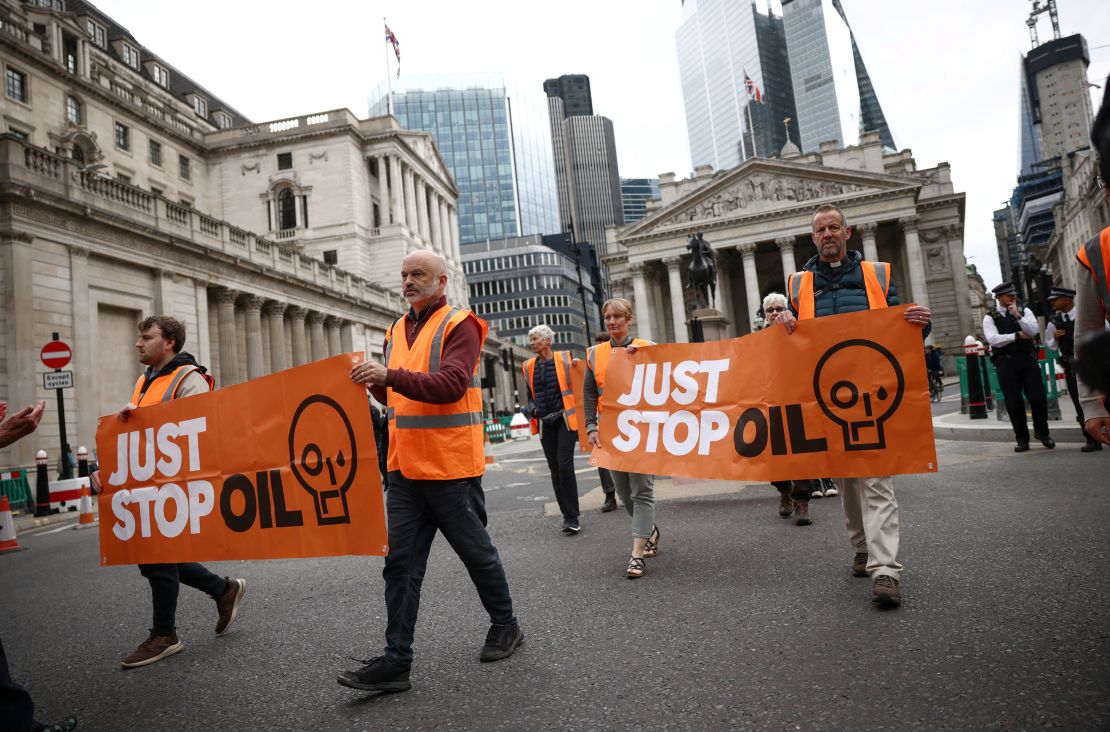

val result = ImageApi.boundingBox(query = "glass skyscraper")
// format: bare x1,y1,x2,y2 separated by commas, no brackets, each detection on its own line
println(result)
781,0,895,153
621,178,661,223
676,0,799,170
369,74,559,244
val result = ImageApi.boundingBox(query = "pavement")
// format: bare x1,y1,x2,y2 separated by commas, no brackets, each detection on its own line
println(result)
3,417,1108,730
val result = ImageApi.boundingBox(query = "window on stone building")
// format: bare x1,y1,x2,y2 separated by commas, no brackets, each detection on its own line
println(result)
8,128,28,141
116,172,131,185
149,140,162,167
64,35,79,74
277,152,292,170
66,95,81,125
86,20,106,48
323,250,338,265
6,67,27,103
70,144,84,163
122,44,140,70
152,64,169,88
279,188,296,230
301,195,309,228
192,95,207,118
114,122,129,150
178,154,190,180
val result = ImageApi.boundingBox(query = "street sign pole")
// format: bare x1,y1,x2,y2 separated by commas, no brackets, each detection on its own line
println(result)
49,333,71,480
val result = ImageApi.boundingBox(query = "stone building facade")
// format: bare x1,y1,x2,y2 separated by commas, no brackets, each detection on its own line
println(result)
0,0,517,468
604,132,976,358
1045,148,1110,292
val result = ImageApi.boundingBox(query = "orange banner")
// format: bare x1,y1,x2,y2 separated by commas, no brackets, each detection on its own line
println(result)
592,308,937,481
95,354,387,565
569,359,591,453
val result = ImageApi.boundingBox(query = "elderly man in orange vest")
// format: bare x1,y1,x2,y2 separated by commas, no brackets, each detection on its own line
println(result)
342,249,522,694
523,324,582,534
91,315,247,669
780,204,932,609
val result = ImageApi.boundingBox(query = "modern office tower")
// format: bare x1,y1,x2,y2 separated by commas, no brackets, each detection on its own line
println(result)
1022,34,1094,163
621,178,661,223
462,234,600,354
780,0,895,153
675,0,798,170
543,74,593,117
369,74,559,244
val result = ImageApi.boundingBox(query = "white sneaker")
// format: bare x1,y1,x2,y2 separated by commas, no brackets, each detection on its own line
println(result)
811,483,824,498
822,479,838,497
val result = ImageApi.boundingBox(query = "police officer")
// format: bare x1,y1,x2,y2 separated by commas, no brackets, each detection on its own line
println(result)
1046,287,1101,452
983,283,1055,452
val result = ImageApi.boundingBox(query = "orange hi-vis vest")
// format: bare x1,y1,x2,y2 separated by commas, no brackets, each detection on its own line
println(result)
129,364,212,407
787,260,891,320
586,338,652,413
522,351,578,430
384,304,488,480
1076,228,1110,313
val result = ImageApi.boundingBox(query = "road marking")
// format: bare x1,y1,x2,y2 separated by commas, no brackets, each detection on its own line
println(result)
28,524,76,536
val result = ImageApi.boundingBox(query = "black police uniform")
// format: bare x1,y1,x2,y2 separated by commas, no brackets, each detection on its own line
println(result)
988,308,1050,447
1049,308,1100,447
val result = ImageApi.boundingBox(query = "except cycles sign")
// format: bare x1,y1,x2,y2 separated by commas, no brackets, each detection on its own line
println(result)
41,341,73,369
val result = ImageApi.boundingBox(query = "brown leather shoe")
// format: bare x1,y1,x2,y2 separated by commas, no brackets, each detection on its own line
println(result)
215,578,246,635
852,552,869,577
778,490,794,518
872,575,902,607
121,632,183,668
794,499,812,526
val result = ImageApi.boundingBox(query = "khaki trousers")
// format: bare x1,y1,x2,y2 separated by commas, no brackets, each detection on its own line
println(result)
839,475,902,580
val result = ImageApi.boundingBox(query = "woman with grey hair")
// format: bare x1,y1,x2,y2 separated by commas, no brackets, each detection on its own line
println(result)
761,292,829,523
523,323,583,534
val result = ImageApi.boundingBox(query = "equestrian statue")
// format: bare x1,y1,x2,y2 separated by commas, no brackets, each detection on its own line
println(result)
686,232,718,310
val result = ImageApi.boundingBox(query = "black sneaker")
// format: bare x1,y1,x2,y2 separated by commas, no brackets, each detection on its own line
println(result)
1039,436,1055,449
600,494,617,512
337,656,411,692
564,518,581,534
1014,442,1030,453
479,623,523,662
36,717,78,732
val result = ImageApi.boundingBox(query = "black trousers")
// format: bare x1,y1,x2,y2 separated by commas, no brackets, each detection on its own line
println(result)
598,468,615,495
772,480,817,500
995,353,1050,444
540,421,580,520
138,563,229,635
1064,367,1098,444
0,636,35,732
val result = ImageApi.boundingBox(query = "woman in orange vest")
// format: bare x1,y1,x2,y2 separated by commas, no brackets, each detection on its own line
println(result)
583,298,659,578
523,324,582,534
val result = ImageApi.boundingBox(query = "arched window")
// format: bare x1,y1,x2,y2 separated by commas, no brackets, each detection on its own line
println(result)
65,95,81,125
71,145,85,164
278,188,296,230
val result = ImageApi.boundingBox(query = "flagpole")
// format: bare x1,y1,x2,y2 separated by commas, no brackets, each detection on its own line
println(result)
384,17,393,117
746,98,758,158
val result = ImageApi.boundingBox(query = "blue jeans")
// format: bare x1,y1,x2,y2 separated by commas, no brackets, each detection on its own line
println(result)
138,563,228,635
382,471,516,666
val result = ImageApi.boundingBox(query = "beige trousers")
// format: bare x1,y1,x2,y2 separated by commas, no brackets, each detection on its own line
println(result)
839,475,902,580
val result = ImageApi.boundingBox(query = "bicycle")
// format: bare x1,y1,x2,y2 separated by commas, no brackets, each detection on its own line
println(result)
928,370,944,402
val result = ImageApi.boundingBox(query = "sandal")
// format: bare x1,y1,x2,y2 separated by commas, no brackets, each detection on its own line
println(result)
643,525,660,558
626,556,646,579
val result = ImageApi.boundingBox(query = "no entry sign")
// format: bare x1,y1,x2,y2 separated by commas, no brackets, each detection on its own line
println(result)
41,340,72,369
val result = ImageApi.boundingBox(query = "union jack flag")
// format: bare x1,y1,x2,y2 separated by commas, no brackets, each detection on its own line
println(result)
744,71,764,104
385,23,401,75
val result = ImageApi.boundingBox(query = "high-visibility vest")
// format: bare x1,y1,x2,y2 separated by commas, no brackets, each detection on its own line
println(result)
1076,228,1110,314
384,305,488,480
586,338,652,413
129,364,213,407
522,351,578,430
787,260,891,320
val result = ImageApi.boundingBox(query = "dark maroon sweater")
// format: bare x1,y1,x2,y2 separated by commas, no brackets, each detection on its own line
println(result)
369,296,483,406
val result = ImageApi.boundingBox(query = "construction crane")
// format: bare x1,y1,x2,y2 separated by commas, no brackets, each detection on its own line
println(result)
1027,0,1060,48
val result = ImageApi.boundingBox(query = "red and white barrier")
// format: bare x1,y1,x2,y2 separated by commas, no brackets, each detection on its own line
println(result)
0,470,23,481
47,477,90,512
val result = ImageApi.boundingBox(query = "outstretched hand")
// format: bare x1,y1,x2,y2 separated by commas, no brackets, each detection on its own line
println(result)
0,400,46,449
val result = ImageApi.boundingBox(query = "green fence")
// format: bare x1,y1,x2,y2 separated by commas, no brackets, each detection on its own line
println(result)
956,353,1061,417
0,471,34,514
485,418,512,444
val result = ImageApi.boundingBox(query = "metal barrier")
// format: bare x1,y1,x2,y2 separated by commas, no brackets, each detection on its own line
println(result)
485,418,512,444
0,470,34,514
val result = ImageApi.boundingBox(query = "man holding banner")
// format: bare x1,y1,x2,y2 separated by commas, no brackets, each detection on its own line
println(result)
91,316,247,668
343,250,521,694
781,204,932,608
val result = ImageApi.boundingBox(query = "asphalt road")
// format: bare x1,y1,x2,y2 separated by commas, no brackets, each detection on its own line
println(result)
3,435,1108,731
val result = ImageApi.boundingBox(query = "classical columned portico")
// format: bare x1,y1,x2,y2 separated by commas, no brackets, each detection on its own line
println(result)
376,154,391,226
308,311,327,362
340,321,356,353
438,200,451,258
215,287,240,385
663,256,688,343
449,208,461,261
389,156,405,227
429,192,443,248
858,222,879,262
900,217,929,307
650,274,668,343
242,294,265,380
288,306,308,366
737,242,761,333
265,301,287,372
630,262,652,342
325,316,343,357
416,179,430,242
775,237,797,287
403,166,417,232
714,252,735,337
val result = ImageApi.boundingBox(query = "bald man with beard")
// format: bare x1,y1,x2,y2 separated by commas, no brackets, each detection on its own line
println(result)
340,250,522,694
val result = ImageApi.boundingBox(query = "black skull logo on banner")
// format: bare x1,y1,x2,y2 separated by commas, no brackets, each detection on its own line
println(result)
288,395,357,525
813,340,904,451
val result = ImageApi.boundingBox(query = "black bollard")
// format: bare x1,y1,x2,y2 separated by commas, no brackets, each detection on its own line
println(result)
965,351,988,420
76,446,89,478
979,356,995,410
34,450,54,516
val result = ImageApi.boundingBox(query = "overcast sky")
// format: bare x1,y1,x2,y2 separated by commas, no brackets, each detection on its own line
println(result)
94,0,1110,287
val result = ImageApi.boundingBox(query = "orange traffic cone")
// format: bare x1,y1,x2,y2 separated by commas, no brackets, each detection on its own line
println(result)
74,484,96,529
0,495,26,554
484,431,496,466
